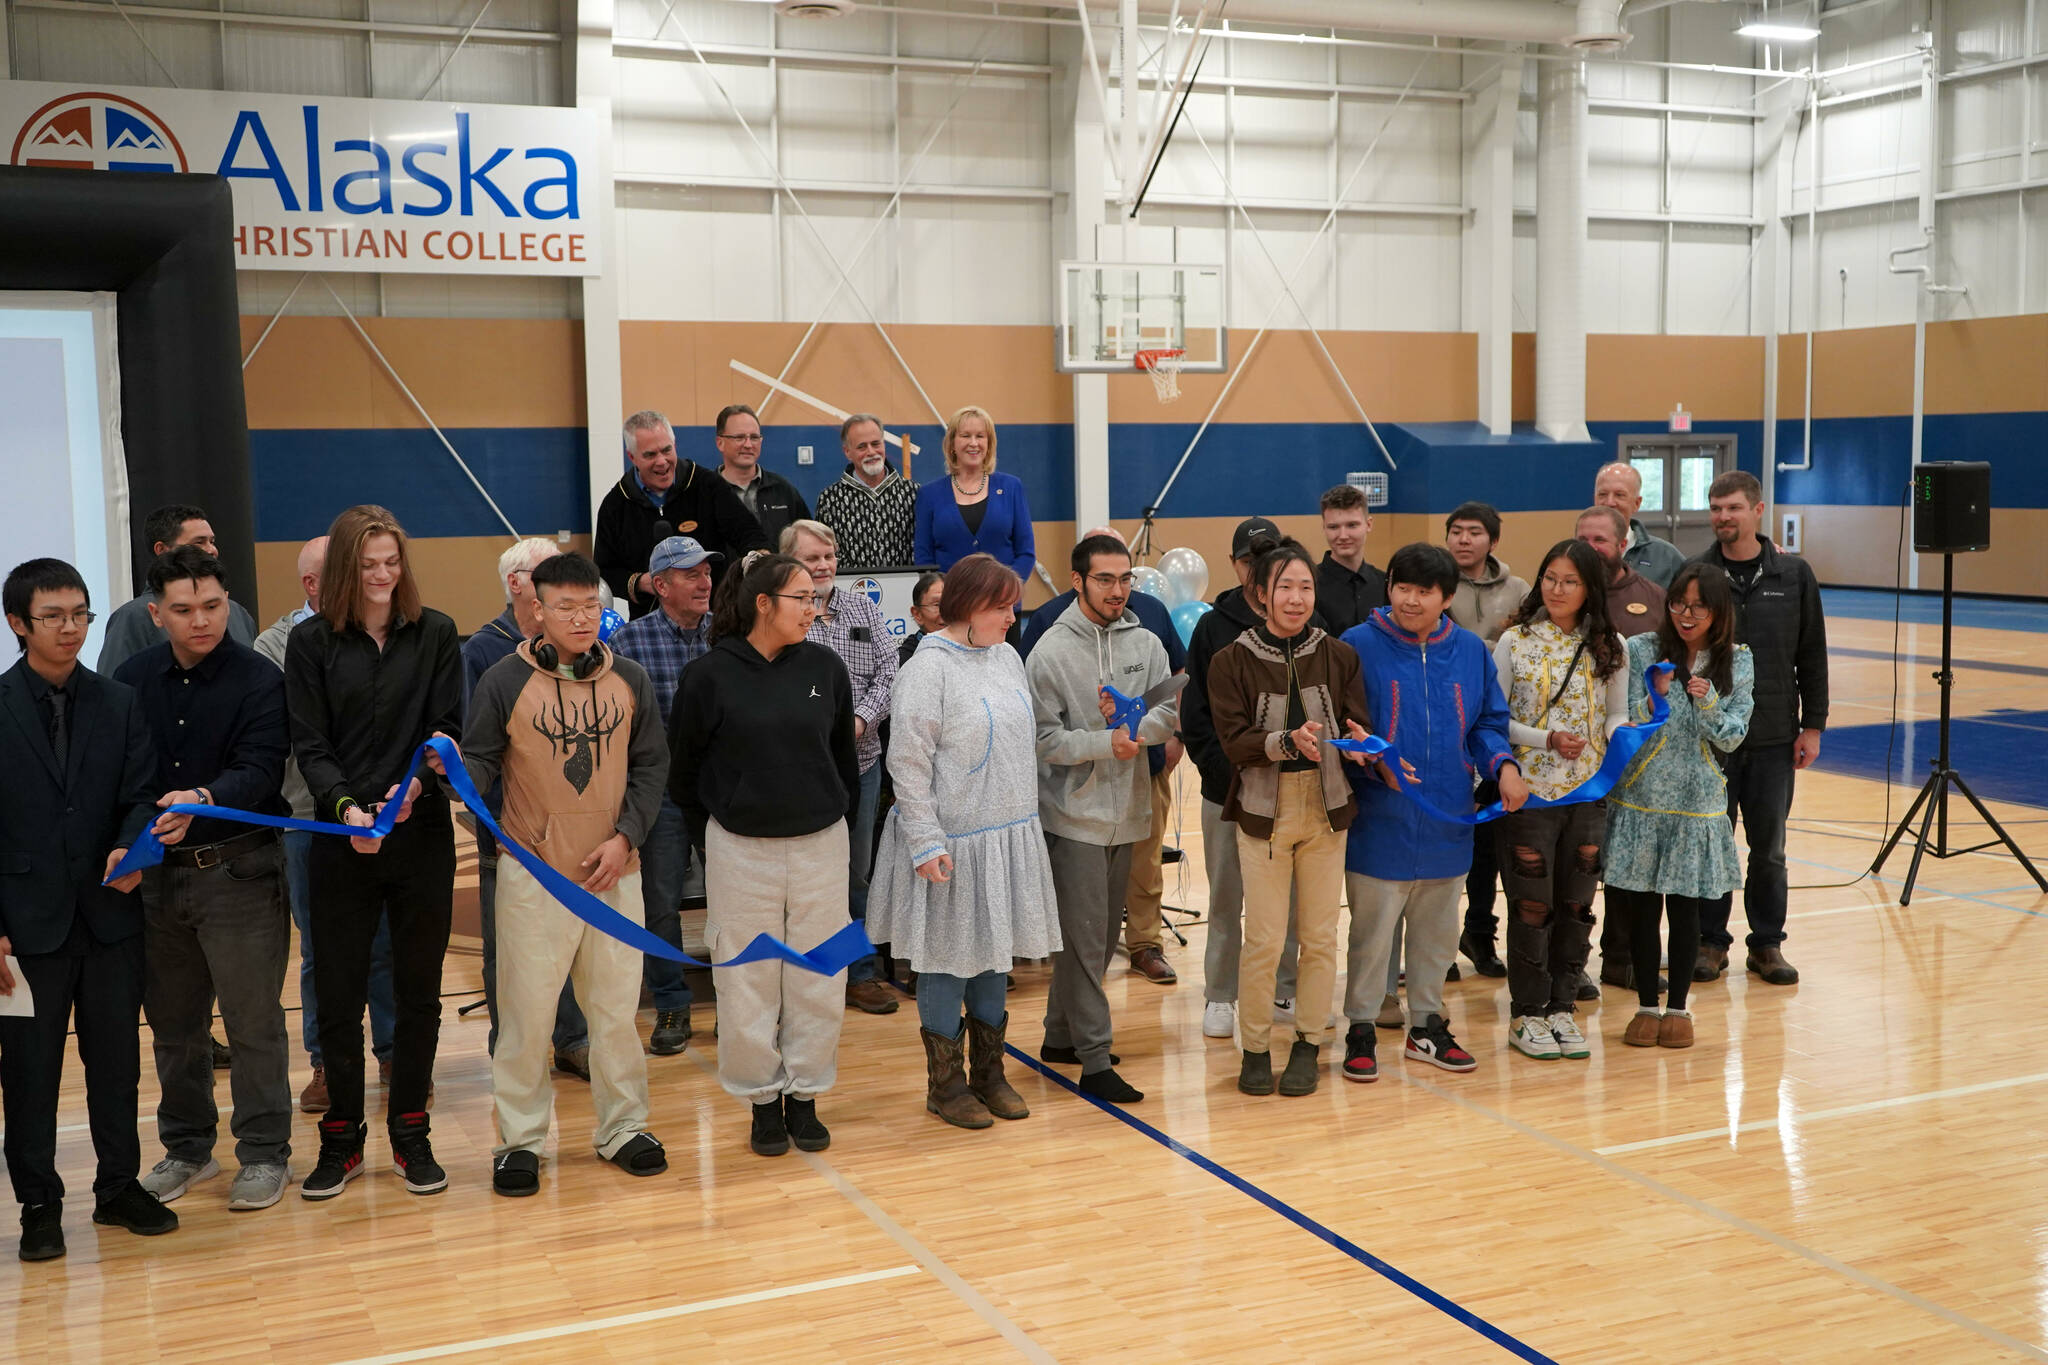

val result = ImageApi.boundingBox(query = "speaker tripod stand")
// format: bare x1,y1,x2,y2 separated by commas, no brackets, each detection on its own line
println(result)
1869,553,2048,905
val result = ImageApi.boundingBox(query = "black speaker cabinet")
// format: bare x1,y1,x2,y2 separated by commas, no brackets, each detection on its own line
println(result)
1913,461,1991,554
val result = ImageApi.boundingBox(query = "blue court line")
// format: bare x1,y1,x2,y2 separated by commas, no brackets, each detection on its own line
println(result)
1822,589,2048,633
1788,855,2048,919
1005,1047,1559,1364
1830,646,2048,681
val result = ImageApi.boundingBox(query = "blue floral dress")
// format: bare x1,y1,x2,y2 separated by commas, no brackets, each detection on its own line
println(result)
1602,634,1754,900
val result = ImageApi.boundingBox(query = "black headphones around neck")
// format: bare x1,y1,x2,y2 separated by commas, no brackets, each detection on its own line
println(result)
532,639,607,680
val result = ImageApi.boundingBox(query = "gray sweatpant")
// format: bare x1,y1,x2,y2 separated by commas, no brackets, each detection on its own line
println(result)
1200,799,1298,1006
1345,873,1463,1027
1043,835,1135,1075
706,818,850,1103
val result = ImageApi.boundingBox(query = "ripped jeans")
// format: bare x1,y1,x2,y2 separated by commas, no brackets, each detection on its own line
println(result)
1494,802,1607,1018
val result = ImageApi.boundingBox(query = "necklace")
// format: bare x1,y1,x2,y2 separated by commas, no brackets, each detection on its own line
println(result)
953,472,987,498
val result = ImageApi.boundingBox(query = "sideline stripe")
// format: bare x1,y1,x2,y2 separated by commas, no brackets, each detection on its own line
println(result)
1594,1069,2048,1156
332,1265,923,1364
1006,1048,1558,1364
1788,855,2048,919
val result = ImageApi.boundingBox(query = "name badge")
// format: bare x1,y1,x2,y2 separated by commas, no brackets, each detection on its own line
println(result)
1627,602,1649,615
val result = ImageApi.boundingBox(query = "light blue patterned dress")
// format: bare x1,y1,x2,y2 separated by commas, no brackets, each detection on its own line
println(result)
1602,634,1755,900
868,634,1062,976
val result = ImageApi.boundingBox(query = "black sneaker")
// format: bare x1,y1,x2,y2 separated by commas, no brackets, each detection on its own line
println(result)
1237,1050,1275,1096
1459,931,1508,978
1573,971,1601,1002
19,1203,64,1261
301,1119,366,1200
211,1035,233,1069
389,1113,448,1195
91,1181,178,1237
1278,1039,1320,1097
1404,1013,1478,1073
1342,1022,1379,1083
648,1009,692,1056
750,1100,790,1157
784,1097,831,1152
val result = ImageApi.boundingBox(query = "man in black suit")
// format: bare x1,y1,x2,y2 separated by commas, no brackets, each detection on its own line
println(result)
0,558,178,1261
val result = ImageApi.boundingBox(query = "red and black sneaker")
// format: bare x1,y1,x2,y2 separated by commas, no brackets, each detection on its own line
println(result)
301,1119,366,1201
389,1112,448,1195
1404,1014,1478,1073
1342,1022,1379,1083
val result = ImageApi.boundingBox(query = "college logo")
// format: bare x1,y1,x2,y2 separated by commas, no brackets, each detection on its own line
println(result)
10,92,188,173
855,577,883,606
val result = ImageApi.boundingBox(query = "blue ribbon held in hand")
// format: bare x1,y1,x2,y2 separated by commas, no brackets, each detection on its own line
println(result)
105,736,874,976
1329,661,1675,826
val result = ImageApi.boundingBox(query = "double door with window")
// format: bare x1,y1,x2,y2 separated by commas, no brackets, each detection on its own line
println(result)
1619,436,1735,559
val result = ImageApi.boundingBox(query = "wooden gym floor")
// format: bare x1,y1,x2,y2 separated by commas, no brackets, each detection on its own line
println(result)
7,591,2048,1363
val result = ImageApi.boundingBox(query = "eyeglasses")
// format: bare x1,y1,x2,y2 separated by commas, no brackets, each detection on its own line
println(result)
1669,601,1711,619
770,593,818,608
29,609,96,629
719,433,764,444
1086,574,1135,590
1540,576,1582,593
544,603,605,622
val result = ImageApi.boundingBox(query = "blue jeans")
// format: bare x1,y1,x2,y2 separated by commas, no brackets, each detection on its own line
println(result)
916,970,1006,1035
637,799,696,1012
846,761,884,985
285,830,395,1066
477,831,587,1055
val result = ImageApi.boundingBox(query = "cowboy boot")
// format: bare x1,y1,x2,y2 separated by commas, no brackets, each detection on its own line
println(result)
965,1013,1029,1120
920,1027,993,1130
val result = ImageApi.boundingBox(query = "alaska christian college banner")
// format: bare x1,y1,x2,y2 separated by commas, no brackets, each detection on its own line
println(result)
2,82,602,276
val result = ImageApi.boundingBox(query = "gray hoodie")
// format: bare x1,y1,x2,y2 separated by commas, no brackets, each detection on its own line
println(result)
1449,553,1529,645
1026,600,1177,847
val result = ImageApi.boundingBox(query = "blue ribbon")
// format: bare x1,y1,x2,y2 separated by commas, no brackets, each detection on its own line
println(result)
105,735,874,975
1328,661,1675,826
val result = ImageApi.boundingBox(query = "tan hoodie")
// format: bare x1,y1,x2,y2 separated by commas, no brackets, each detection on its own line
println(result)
1448,554,1529,646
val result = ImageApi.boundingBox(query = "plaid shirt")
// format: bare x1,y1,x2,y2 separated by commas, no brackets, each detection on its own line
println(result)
808,587,896,771
608,607,712,724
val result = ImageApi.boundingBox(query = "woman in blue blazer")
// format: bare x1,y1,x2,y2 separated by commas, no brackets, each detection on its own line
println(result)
914,405,1035,581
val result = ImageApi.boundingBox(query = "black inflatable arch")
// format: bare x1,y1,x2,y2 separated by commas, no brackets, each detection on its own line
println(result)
0,165,254,600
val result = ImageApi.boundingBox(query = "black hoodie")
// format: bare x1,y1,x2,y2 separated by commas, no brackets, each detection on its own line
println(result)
668,634,858,850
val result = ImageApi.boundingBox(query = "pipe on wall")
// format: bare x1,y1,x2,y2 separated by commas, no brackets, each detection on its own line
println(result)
1130,0,1588,46
1536,56,1591,443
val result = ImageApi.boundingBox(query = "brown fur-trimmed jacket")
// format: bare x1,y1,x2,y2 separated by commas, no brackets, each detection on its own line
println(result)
1206,625,1370,841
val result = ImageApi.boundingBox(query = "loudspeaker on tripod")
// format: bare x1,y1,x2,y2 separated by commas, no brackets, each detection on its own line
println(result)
1912,461,1991,554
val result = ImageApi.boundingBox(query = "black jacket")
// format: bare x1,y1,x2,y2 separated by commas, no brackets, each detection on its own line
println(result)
0,660,155,954
1315,553,1388,638
668,635,858,850
1691,537,1828,748
285,609,464,822
1181,587,1337,807
594,465,769,619
736,467,811,552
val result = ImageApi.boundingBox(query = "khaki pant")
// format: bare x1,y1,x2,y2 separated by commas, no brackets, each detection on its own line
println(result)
492,857,651,1160
1235,770,1346,1053
1122,768,1174,952
706,818,849,1103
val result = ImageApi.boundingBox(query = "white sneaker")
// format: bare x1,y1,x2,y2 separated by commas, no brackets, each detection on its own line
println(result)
1546,1010,1590,1059
1509,1015,1561,1060
1202,1001,1236,1038
1271,997,1296,1020
228,1162,292,1211
140,1156,220,1203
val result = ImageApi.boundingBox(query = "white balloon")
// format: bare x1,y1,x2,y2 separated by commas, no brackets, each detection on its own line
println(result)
1158,547,1210,608
1130,565,1171,602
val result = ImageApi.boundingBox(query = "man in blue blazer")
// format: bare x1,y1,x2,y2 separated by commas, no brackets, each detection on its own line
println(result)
0,558,177,1261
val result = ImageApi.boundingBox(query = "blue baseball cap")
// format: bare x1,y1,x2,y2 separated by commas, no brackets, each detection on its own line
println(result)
648,535,722,575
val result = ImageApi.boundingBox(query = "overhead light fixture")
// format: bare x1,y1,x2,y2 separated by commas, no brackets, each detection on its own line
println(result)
1737,20,1821,40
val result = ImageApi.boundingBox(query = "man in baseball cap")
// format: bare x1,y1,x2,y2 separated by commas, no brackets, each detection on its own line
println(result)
607,535,723,1057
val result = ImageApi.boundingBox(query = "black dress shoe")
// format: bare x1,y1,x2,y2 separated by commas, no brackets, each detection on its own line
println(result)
19,1204,64,1261
92,1182,178,1236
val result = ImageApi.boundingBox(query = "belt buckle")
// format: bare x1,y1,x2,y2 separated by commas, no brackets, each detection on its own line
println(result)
192,844,223,871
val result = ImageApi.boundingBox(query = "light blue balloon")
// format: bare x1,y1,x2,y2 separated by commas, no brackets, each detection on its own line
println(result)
599,607,625,642
1171,599,1212,646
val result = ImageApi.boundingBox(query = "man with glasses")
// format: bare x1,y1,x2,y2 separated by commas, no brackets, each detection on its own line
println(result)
459,552,671,1195
715,404,810,552
596,410,767,620
97,504,260,674
1,558,177,1260
461,538,590,1080
780,521,899,1016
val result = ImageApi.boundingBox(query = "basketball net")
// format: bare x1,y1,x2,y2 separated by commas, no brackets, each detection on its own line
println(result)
1135,348,1185,403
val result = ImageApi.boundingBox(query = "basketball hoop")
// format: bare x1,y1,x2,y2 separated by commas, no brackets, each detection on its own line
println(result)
1135,348,1185,403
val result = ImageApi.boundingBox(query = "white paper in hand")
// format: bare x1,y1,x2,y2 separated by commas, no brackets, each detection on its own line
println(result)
0,958,33,1017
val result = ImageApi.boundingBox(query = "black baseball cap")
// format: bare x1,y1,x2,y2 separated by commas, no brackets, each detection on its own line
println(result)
1230,517,1284,560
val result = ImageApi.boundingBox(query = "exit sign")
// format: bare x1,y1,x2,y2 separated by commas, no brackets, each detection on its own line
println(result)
1669,405,1692,433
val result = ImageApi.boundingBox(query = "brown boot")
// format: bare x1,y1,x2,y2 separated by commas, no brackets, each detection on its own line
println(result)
1622,1011,1662,1048
1692,944,1728,982
920,1027,993,1130
299,1065,330,1114
965,1013,1029,1120
1745,946,1800,986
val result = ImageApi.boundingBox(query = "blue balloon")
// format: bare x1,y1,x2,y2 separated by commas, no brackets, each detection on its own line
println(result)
1170,599,1211,646
599,607,625,642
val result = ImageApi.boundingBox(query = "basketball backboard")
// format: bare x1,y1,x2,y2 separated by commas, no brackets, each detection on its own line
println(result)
1056,260,1227,374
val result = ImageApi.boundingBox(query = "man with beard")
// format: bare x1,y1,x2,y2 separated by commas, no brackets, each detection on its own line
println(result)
815,414,918,570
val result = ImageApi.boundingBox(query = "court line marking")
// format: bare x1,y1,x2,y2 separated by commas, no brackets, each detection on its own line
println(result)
1784,894,1953,920
680,1050,1055,1364
1396,1071,2048,1363
1804,818,2048,872
331,1265,924,1364
1788,856,2048,920
1593,1069,2048,1156
1006,1048,1557,1364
